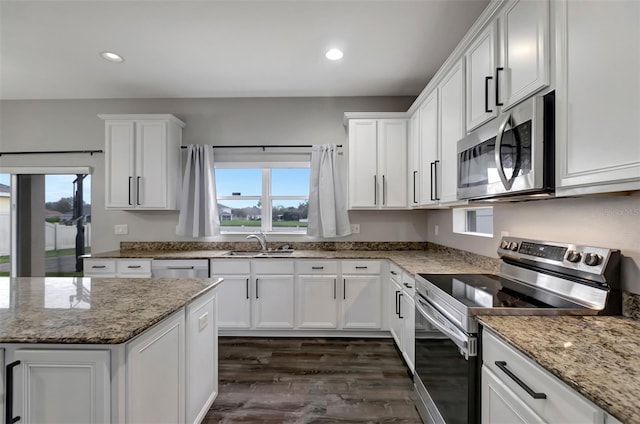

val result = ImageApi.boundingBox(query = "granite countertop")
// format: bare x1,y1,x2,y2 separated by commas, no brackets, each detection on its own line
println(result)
0,277,223,344
88,248,498,276
478,315,640,424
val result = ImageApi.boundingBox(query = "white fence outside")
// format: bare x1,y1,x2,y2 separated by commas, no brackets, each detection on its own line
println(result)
0,215,91,256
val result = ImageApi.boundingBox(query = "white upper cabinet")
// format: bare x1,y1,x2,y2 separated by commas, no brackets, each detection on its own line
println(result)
100,114,185,210
555,0,640,195
348,119,407,209
418,91,439,207
466,0,550,132
408,111,421,208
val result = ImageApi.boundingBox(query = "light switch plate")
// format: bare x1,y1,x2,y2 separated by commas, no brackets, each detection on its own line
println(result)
350,224,360,234
114,224,129,235
198,312,209,331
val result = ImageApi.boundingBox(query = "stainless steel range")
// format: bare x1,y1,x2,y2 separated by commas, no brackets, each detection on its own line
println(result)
413,236,621,424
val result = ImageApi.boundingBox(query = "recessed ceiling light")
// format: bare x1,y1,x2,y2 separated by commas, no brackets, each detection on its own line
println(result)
325,49,344,61
100,51,124,63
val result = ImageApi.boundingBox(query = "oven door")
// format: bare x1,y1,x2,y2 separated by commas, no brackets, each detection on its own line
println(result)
414,295,478,424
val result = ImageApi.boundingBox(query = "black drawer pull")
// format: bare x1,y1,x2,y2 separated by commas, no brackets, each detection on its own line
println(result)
311,266,324,270
6,360,21,423
390,270,398,275
355,266,368,270
127,265,142,269
92,265,107,269
403,282,413,289
495,361,547,399
167,266,195,270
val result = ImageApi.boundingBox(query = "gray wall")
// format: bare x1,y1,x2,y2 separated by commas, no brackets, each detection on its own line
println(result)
426,194,640,294
0,96,431,253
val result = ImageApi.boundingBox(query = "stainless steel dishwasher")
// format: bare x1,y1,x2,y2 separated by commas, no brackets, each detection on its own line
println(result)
151,259,210,278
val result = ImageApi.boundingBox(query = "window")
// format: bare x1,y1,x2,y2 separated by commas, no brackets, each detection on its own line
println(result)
215,163,310,234
452,207,494,237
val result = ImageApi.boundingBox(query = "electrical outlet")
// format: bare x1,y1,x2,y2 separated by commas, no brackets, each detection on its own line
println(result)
198,312,209,331
434,225,439,236
114,224,129,235
350,224,360,234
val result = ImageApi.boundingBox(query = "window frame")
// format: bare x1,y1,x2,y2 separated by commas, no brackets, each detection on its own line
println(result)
452,206,494,238
214,161,310,234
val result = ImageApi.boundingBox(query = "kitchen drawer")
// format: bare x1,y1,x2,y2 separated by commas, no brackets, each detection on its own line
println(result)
84,259,117,275
297,260,338,275
253,259,294,274
116,259,152,276
342,260,381,274
402,272,415,296
210,259,250,275
389,261,402,282
483,330,601,424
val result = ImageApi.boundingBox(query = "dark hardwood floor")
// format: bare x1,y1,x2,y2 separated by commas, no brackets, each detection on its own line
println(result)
205,337,422,423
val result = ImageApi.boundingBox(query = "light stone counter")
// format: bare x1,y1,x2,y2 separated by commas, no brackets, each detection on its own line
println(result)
0,276,223,344
478,315,640,424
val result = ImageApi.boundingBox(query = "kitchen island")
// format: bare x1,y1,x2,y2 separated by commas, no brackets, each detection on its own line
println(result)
0,276,223,424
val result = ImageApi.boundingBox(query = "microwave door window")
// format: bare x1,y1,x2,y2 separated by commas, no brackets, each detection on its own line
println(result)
459,138,497,188
500,120,533,182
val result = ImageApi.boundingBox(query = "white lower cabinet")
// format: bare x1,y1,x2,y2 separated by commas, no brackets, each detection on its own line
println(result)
253,275,295,329
388,263,415,373
126,311,185,424
211,260,251,329
389,275,404,347
482,329,603,424
8,349,110,424
341,261,382,329
83,258,152,278
400,287,415,372
297,275,338,329
186,289,218,424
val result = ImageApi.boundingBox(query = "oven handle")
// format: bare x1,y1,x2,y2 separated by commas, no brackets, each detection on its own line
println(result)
415,297,470,356
494,112,514,191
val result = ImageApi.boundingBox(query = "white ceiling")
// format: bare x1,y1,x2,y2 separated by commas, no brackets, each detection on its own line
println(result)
0,0,489,100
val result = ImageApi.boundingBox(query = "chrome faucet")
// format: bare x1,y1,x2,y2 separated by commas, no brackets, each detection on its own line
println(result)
247,232,267,251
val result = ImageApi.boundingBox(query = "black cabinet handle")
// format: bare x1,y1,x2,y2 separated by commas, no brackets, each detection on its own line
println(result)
255,278,259,299
311,266,324,270
6,360,21,423
343,279,346,300
167,266,195,270
495,67,504,106
434,160,440,201
430,162,436,201
128,176,133,206
395,290,400,315
136,176,141,205
382,175,386,205
91,265,106,269
485,76,493,113
373,175,377,205
333,279,337,299
127,265,141,269
246,278,249,299
398,293,404,319
413,171,418,204
355,266,368,270
495,361,547,399
403,282,413,289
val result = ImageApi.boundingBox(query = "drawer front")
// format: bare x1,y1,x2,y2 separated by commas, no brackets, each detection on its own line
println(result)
342,260,381,274
483,330,601,424
210,259,251,275
252,259,294,274
84,259,116,275
389,261,402,282
297,261,338,275
402,272,415,296
116,260,152,275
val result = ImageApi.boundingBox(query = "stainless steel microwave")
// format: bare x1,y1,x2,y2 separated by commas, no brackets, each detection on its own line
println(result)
457,92,554,200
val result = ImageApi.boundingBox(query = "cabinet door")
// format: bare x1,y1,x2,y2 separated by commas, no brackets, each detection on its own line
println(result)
408,111,421,207
253,275,295,329
378,119,408,208
342,275,382,329
105,121,135,208
136,120,170,209
297,275,338,329
439,60,466,204
556,0,640,194
482,366,545,424
389,279,403,347
499,0,549,110
215,275,251,329
11,349,110,424
127,311,185,424
466,23,498,131
401,293,415,373
348,119,379,208
418,91,439,207
186,290,218,424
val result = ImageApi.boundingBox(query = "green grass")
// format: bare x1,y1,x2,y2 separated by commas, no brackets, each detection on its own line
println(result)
273,221,308,228
0,247,92,264
220,220,307,228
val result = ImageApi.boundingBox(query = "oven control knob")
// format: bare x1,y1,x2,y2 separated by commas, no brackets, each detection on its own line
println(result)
566,250,582,263
500,240,510,249
508,242,519,251
584,253,602,266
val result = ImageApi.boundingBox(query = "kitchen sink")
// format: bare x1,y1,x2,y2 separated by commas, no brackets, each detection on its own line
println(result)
223,250,294,257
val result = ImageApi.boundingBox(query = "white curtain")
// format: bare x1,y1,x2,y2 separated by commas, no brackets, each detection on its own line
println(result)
307,144,351,238
176,144,220,237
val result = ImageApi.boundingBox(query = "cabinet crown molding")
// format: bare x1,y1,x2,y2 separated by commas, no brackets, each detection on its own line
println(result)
98,114,186,127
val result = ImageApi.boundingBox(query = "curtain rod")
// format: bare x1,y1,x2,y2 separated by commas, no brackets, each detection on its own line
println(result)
0,150,103,157
181,144,342,151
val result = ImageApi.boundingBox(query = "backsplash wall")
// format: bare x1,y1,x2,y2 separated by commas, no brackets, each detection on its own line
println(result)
426,194,640,294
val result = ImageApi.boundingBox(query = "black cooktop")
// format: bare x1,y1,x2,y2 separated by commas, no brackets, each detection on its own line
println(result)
417,273,589,310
